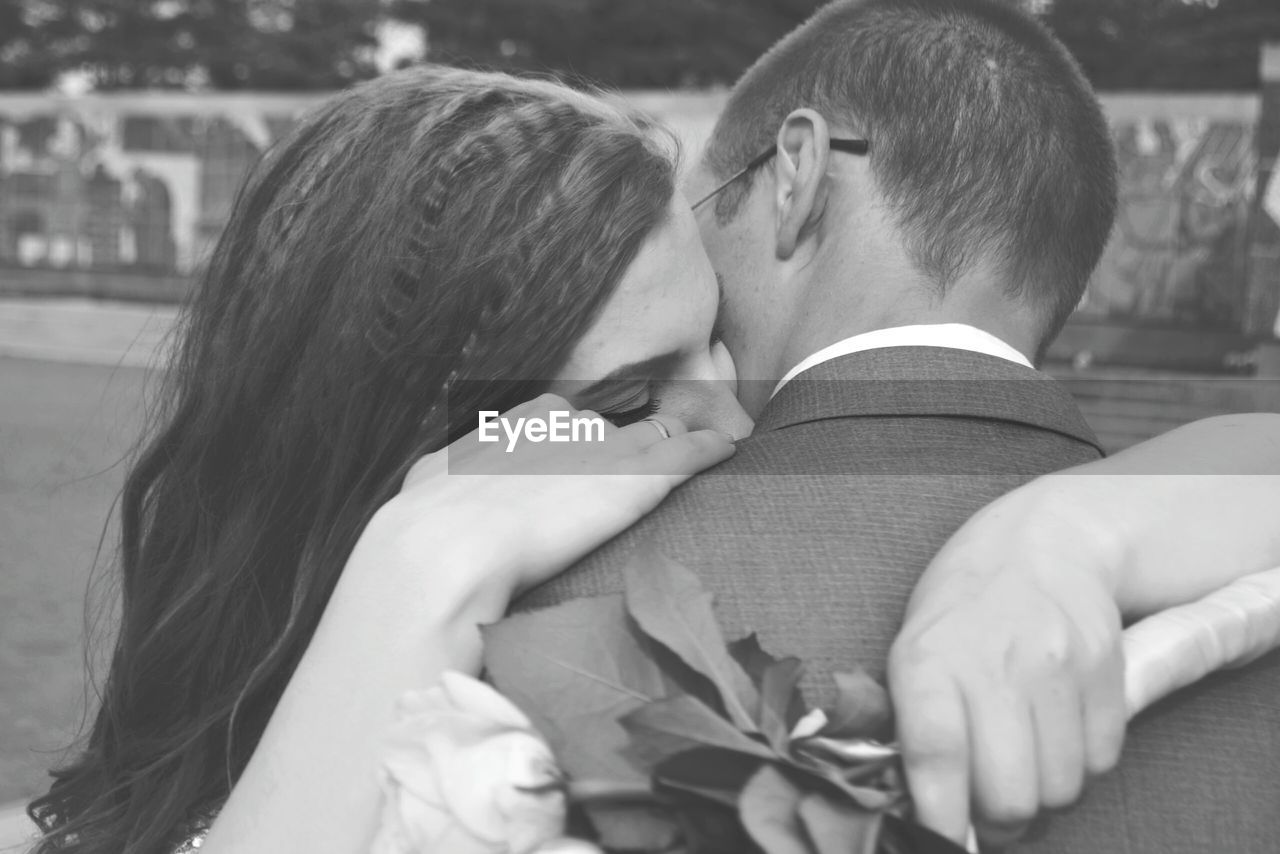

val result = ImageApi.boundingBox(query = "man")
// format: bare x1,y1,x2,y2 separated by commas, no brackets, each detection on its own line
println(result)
519,1,1280,850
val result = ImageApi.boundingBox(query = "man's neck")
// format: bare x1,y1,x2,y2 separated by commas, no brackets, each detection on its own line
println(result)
781,315,1036,375
771,322,1035,398
735,242,1045,417
778,270,1042,378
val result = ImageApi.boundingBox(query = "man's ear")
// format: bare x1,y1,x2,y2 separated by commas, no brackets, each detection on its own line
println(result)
773,108,831,260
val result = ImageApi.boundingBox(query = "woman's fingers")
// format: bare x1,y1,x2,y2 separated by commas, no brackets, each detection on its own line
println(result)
614,415,735,480
966,687,1038,833
891,569,1127,851
1080,641,1126,776
386,395,738,598
404,395,735,485
1031,675,1086,810
890,659,972,847
626,428,735,480
613,413,688,449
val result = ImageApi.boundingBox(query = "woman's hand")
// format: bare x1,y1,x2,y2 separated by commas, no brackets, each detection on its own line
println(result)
364,393,735,607
888,490,1126,848
204,395,731,854
889,414,1280,848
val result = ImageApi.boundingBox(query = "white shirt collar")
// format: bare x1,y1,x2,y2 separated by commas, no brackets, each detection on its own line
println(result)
771,323,1034,399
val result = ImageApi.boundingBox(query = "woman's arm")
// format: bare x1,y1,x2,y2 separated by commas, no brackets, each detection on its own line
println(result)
944,413,1280,618
200,518,520,854
890,412,1280,846
1029,412,1280,615
201,397,734,854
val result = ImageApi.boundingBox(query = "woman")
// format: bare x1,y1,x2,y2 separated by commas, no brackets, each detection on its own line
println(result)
30,64,745,854
27,65,1280,854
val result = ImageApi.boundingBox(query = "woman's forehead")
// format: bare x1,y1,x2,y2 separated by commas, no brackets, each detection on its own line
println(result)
557,201,717,383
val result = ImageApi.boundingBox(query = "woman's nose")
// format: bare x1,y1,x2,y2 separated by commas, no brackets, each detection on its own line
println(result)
697,342,753,439
710,340,739,391
657,346,753,439
712,392,754,441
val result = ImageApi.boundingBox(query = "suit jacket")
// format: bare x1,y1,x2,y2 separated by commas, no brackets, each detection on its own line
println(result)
520,346,1102,697
516,345,1280,852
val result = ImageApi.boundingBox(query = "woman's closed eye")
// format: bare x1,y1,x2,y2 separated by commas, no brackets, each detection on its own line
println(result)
576,317,728,427
603,395,661,426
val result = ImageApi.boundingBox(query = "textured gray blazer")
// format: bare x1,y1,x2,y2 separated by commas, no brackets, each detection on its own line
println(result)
516,345,1280,852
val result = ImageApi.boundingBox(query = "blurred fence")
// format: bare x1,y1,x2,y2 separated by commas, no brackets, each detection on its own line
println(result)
0,91,325,290
1,80,1279,347
1088,95,1263,333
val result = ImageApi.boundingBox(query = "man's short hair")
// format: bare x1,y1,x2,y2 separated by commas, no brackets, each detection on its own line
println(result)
703,0,1117,340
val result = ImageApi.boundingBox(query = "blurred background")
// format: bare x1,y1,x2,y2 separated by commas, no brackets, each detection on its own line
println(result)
2,0,1280,811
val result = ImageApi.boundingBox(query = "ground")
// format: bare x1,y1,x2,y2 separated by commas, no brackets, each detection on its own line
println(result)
0,356,151,803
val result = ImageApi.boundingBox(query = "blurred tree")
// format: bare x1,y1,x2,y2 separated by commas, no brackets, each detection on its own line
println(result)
391,0,825,89
396,0,1280,91
0,1,61,87
3,0,1279,90
196,0,383,89
0,0,383,89
1047,0,1280,90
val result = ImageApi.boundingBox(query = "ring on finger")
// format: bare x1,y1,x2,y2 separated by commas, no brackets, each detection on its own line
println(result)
641,417,671,441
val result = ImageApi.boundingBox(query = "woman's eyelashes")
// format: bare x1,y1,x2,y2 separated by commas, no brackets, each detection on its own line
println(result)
604,396,661,426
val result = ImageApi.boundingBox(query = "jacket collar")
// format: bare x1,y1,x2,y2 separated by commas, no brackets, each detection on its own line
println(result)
754,346,1103,455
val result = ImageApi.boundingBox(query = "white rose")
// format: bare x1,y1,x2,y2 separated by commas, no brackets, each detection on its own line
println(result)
371,671,569,854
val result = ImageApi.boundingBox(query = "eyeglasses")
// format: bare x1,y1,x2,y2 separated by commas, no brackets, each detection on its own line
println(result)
691,138,870,212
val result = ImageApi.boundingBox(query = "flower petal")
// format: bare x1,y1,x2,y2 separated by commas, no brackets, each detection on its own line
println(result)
431,819,511,854
428,731,553,841
499,786,568,854
375,676,567,853
370,784,455,854
440,671,535,730
789,708,828,741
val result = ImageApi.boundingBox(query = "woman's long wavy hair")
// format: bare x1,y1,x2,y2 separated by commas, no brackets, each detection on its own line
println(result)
29,65,676,854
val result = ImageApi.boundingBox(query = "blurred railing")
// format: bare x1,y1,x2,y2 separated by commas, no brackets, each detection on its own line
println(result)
0,91,324,282
1,65,1278,362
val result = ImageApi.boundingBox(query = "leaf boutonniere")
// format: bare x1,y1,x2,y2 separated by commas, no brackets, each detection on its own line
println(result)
481,549,970,854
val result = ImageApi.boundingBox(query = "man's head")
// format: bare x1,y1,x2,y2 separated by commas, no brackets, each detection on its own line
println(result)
690,0,1117,415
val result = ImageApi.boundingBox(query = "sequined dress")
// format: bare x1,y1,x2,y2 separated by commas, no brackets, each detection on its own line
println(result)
170,813,212,853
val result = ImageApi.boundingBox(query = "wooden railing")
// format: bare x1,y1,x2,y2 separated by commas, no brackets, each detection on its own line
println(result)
1052,367,1280,452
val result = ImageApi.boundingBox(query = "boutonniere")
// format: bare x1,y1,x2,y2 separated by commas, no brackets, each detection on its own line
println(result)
476,549,969,854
